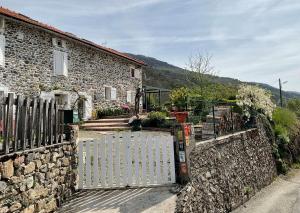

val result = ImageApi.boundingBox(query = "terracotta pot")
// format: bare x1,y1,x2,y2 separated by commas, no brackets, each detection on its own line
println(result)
171,112,189,123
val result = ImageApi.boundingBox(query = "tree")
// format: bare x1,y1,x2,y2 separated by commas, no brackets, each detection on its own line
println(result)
236,84,275,120
185,52,216,97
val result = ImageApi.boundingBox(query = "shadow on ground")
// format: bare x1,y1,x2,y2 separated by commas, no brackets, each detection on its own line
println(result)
59,187,177,213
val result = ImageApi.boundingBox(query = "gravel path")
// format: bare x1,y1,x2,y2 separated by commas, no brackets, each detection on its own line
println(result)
233,169,300,213
59,186,177,213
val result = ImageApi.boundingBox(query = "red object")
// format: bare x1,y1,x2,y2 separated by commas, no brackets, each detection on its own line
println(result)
0,7,146,66
171,112,188,123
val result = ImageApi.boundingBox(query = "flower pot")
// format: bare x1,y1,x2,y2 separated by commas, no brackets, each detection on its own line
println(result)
171,111,189,123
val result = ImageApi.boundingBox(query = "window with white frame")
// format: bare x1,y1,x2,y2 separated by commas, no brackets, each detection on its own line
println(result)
0,34,5,67
127,91,135,104
53,50,68,76
105,87,117,101
130,66,141,79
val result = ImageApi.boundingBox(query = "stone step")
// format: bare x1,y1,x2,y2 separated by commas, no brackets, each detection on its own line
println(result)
81,123,129,128
85,118,129,123
82,126,131,131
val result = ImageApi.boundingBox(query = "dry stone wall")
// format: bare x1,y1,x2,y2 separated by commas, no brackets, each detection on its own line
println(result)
0,18,142,113
0,135,77,213
176,128,277,213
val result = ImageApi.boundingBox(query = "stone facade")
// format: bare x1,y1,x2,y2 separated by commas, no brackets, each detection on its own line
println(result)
0,15,143,119
176,128,277,213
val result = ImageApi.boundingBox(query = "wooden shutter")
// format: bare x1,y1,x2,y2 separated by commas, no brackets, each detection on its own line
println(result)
111,87,117,100
127,91,132,103
0,34,5,67
63,52,68,76
105,87,111,100
134,69,140,78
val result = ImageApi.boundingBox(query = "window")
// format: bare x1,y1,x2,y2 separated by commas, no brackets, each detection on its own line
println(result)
130,66,141,78
127,91,135,104
105,87,111,100
105,87,117,101
52,38,66,48
0,34,5,67
53,50,68,76
131,68,135,77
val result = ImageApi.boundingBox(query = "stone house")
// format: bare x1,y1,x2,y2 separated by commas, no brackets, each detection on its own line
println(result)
0,7,145,120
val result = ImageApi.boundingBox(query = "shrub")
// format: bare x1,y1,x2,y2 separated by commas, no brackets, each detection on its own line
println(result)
287,99,300,117
142,111,174,128
97,107,129,118
273,108,298,138
170,87,189,111
236,84,275,120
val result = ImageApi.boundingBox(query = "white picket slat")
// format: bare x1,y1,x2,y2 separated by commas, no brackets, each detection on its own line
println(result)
93,140,99,187
114,134,120,187
107,135,113,187
155,137,161,185
86,141,92,188
126,133,133,186
100,137,106,187
169,136,176,183
134,133,140,186
148,136,154,184
78,142,84,189
161,137,168,184
141,135,147,185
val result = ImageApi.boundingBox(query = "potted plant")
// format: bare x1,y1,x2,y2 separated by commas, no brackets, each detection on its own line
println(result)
170,87,189,123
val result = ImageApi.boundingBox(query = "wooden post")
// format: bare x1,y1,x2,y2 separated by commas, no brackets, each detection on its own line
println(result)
36,98,43,147
43,100,49,146
29,98,37,149
14,95,23,151
48,99,54,145
4,93,14,154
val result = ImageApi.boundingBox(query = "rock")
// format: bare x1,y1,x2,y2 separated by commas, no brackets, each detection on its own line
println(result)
205,171,212,179
45,198,57,213
61,158,70,166
39,165,48,173
36,199,46,212
1,160,14,179
0,181,7,192
25,153,34,164
0,206,9,213
25,176,34,189
9,202,22,212
24,162,36,174
52,152,60,162
14,156,25,167
22,205,34,213
10,175,24,184
34,160,42,169
48,163,55,169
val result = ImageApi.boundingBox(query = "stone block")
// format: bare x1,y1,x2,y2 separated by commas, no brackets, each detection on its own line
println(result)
24,162,36,174
1,160,14,179
9,202,22,212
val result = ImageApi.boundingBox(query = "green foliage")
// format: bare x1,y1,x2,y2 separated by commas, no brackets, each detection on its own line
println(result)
170,87,189,110
287,99,300,117
142,111,174,129
0,135,3,144
97,107,128,118
131,119,142,131
273,108,298,138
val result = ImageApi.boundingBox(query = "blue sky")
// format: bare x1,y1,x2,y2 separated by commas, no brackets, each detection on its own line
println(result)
1,0,300,92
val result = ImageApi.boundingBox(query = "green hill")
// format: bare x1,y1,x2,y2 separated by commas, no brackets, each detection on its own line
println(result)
126,53,300,103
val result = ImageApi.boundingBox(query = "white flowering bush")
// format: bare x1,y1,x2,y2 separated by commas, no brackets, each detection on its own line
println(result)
236,85,275,120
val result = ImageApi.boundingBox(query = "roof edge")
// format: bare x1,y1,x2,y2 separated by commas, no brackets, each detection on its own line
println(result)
0,7,146,66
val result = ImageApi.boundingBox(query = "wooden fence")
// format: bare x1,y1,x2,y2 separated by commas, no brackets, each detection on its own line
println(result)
0,93,64,155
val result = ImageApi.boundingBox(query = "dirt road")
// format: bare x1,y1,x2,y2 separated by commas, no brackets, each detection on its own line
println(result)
233,169,300,213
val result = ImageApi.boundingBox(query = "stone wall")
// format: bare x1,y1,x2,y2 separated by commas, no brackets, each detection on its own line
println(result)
0,137,77,212
0,17,142,118
176,128,277,213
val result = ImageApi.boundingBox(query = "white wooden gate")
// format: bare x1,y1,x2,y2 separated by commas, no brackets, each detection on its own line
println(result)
78,132,176,189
